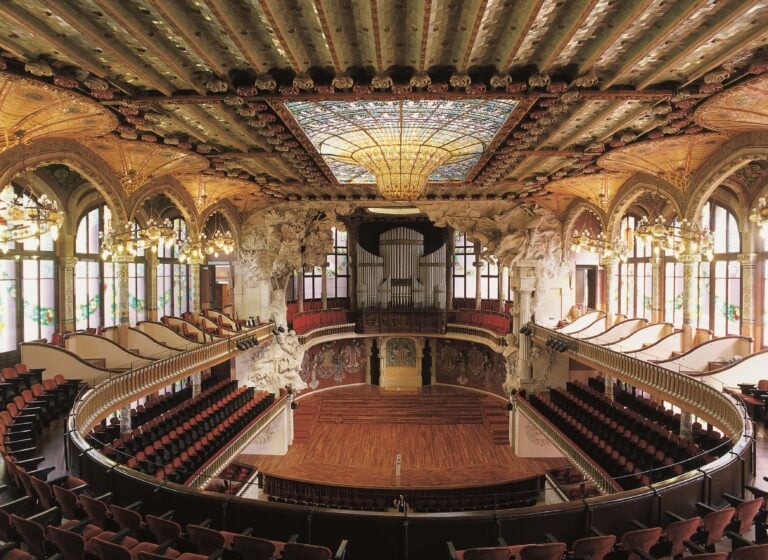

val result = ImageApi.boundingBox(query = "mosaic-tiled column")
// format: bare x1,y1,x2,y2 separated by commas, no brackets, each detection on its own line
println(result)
679,254,700,351
738,253,757,344
58,254,77,333
651,253,663,323
679,410,693,439
119,405,132,435
601,257,618,328
190,263,201,317
146,251,158,322
114,254,132,348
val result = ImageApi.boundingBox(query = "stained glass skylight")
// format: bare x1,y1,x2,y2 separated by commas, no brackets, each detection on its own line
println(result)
284,99,518,183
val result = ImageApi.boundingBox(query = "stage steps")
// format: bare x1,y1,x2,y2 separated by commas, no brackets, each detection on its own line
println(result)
318,394,484,424
293,398,321,443
482,398,510,445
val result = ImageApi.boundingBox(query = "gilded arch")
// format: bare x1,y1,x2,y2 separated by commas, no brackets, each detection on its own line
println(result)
200,201,242,250
128,176,201,240
606,173,683,239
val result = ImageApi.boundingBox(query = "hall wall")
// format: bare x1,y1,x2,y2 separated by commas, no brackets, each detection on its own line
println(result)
434,339,506,396
299,339,367,392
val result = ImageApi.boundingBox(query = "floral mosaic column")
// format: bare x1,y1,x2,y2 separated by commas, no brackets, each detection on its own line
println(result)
680,254,700,351
190,263,201,317
192,371,201,397
114,254,132,348
59,255,77,333
738,253,756,345
601,257,618,328
321,263,328,310
119,405,132,435
146,251,158,322
679,410,693,439
651,253,663,323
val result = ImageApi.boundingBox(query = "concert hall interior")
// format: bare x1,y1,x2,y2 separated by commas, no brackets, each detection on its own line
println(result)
0,2,767,560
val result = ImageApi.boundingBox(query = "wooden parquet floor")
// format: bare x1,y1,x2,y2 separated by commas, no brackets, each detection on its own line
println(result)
237,386,569,488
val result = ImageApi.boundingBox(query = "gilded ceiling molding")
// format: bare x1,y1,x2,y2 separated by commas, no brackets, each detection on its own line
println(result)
694,73,768,132
0,137,128,222
685,131,768,224
605,173,683,241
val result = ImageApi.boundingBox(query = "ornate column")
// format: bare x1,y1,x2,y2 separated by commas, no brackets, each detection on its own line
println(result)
190,263,201,318
679,410,693,439
738,253,757,343
445,228,454,310
346,221,359,309
650,253,664,323
498,266,507,313
511,264,536,389
119,405,132,435
321,263,328,310
114,254,132,348
604,375,614,401
474,242,483,310
601,257,618,328
680,254,701,351
146,251,158,322
192,371,201,397
297,266,305,313
59,254,78,333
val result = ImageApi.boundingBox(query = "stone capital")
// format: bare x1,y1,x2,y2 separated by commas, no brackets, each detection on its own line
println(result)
737,253,757,267
677,254,701,264
59,256,78,268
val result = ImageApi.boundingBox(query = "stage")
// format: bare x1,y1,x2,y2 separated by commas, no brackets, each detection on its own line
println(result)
237,385,569,489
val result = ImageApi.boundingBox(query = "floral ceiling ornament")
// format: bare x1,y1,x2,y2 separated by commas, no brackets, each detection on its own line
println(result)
255,74,277,92
410,72,431,89
332,74,354,90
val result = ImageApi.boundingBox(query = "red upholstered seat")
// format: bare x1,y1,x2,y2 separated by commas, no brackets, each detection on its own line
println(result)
232,534,286,560
699,507,735,546
731,544,768,560
662,516,701,557
620,527,662,560
572,535,616,560
456,547,511,560
733,498,763,535
282,542,334,560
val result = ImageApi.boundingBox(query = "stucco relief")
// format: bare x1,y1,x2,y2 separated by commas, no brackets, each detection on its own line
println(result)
248,330,308,394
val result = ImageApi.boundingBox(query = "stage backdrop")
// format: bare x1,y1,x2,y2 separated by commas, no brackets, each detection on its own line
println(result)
300,339,367,391
434,339,506,396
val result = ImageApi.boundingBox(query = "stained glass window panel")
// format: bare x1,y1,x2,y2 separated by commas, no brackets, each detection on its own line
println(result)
0,260,15,352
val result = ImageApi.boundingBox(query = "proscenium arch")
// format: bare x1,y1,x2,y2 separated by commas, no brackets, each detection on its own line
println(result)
606,173,683,240
128,176,201,240
0,138,127,222
685,132,768,223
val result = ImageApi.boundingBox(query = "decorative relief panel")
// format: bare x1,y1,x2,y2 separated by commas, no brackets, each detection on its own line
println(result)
300,339,367,391
434,339,506,396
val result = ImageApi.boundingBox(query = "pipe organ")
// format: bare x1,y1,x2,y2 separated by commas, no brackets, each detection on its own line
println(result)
355,227,446,309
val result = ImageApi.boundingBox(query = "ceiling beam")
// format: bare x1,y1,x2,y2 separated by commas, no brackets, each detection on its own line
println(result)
369,0,384,70
682,27,768,87
459,0,489,71
600,0,707,89
501,0,546,70
38,0,174,95
558,100,623,149
90,0,205,94
143,0,230,78
418,0,433,71
636,0,763,90
256,0,303,72
575,0,655,75
204,0,265,73
535,0,600,73
179,105,251,153
535,101,595,150
310,0,343,72
0,3,114,80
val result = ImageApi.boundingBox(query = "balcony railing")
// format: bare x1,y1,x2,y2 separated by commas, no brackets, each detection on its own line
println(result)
516,398,621,496
528,323,744,440
187,394,289,489
71,323,275,435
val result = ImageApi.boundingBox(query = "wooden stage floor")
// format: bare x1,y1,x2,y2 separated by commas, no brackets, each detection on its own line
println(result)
237,386,569,489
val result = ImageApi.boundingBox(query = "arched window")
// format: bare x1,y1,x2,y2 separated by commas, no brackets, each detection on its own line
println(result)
452,232,508,308
698,201,740,336
75,206,146,329
301,227,349,300
663,222,684,328
617,215,652,320
157,218,189,317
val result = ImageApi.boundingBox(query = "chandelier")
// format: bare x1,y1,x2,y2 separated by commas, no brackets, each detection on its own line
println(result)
0,188,63,253
350,142,452,201
749,197,768,239
205,229,235,257
178,238,206,265
570,229,629,262
635,215,713,260
100,217,176,261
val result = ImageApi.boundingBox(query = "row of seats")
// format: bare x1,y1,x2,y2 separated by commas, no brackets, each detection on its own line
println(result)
546,467,600,501
292,309,349,335
562,381,708,464
454,309,511,335
286,299,350,325
447,492,768,560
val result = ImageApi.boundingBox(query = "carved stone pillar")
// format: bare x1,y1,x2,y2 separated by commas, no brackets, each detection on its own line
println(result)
604,375,614,401
192,371,201,397
190,263,201,318
321,263,328,310
445,228,454,310
651,253,663,323
679,410,693,439
297,267,305,313
511,265,536,387
498,266,507,313
474,242,483,310
680,255,700,351
738,253,757,343
119,405,132,435
114,255,132,347
59,254,78,333
146,251,158,322
601,257,618,328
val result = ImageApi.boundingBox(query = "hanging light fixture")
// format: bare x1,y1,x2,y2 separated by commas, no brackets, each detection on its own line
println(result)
749,197,768,240
570,229,629,262
193,177,208,212
99,198,176,260
178,237,206,264
0,132,64,253
204,213,235,257
99,222,138,260
635,215,713,260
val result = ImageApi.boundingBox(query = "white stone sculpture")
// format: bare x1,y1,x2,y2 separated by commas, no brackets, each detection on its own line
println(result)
248,330,308,394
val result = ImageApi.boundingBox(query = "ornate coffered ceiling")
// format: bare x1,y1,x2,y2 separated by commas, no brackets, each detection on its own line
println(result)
0,0,765,213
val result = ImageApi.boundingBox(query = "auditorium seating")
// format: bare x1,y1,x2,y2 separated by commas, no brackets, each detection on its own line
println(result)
95,381,275,485
286,298,350,325
292,309,350,334
529,381,716,490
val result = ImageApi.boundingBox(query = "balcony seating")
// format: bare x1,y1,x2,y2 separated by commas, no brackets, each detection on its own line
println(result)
292,309,350,334
454,309,510,335
287,298,350,325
